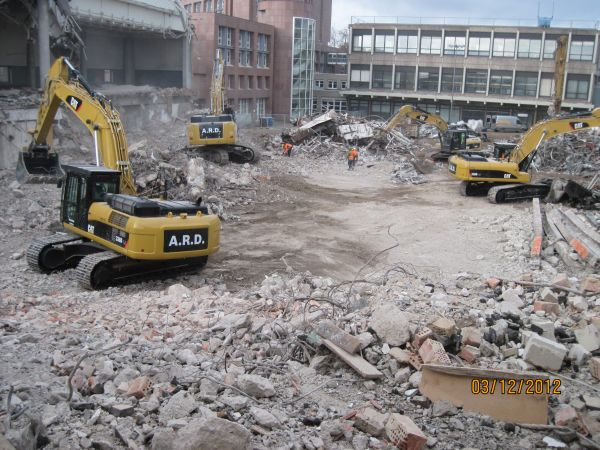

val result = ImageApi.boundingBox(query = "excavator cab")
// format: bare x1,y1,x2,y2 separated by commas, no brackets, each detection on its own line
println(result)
60,165,120,231
16,143,64,183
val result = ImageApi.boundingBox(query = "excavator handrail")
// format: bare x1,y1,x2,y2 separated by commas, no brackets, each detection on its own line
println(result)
508,107,600,168
26,57,136,194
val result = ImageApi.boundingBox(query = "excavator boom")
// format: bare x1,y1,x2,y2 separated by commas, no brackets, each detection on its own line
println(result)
16,57,136,195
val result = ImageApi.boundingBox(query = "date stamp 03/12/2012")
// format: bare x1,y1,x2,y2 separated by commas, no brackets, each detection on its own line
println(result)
471,378,562,395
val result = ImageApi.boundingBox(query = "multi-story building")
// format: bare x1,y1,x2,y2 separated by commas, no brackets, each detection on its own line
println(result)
313,51,348,114
344,18,600,125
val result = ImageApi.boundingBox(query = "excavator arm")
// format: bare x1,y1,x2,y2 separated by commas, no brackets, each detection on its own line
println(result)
16,57,136,195
508,107,600,172
384,105,449,133
210,53,225,115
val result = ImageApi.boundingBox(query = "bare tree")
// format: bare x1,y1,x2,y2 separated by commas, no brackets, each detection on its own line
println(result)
329,27,349,51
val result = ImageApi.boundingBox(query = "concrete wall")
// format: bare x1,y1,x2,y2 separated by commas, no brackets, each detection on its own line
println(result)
0,20,35,87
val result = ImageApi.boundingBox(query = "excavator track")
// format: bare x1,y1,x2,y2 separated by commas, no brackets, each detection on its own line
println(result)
76,251,209,290
487,183,551,204
27,233,81,273
187,144,256,164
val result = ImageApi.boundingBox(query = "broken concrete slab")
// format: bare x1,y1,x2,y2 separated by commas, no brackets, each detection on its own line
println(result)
539,287,559,303
314,320,361,354
370,303,411,346
574,325,600,352
353,407,387,437
235,374,276,398
173,416,251,450
523,334,567,371
419,364,548,424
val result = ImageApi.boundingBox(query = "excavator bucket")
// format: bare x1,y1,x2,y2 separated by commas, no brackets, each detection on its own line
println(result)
16,145,64,184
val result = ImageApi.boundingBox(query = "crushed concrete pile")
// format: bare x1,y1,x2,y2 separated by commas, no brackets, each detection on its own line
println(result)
0,89,41,111
2,241,600,450
537,129,600,176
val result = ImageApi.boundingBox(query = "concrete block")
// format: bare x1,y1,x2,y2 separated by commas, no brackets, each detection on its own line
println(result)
385,413,427,450
502,289,524,307
533,300,560,316
389,347,411,364
530,317,555,341
458,345,480,363
574,325,600,352
583,395,600,411
429,318,456,337
354,407,386,437
554,405,579,427
461,327,482,347
590,357,600,380
539,287,559,303
523,334,567,371
582,276,600,293
501,346,518,358
314,320,361,354
418,339,451,365
568,344,591,366
568,296,588,312
552,273,571,288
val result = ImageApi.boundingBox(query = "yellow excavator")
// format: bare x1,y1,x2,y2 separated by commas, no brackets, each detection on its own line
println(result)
186,54,255,163
448,108,600,203
16,57,220,289
384,105,486,159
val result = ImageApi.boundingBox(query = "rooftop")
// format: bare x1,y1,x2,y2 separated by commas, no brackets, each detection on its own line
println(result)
350,16,600,30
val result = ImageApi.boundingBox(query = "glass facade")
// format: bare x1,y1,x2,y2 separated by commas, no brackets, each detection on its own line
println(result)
291,17,316,120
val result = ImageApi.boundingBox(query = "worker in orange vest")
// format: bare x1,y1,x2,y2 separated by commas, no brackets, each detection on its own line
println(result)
282,142,293,157
347,147,359,170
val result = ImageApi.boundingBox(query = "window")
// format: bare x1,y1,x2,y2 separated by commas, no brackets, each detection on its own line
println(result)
468,34,491,56
565,74,590,99
514,72,538,97
315,80,324,88
204,0,212,12
489,70,513,95
216,0,224,13
239,30,252,49
372,65,392,89
417,67,439,91
341,81,347,89
257,34,268,52
518,35,542,58
397,31,418,53
291,17,315,120
395,66,415,90
0,66,8,82
444,34,466,56
256,98,267,117
239,50,251,66
543,35,559,59
327,80,338,89
569,38,594,61
350,64,370,88
257,53,268,68
371,101,391,117
375,31,395,53
219,48,232,65
248,76,253,89
312,99,318,114
218,26,232,47
539,73,555,97
464,69,487,94
228,75,235,89
420,34,441,55
256,76,262,89
321,98,347,112
103,69,113,83
440,68,463,93
352,29,372,53
238,98,249,113
493,34,516,57
265,77,270,89
327,53,347,65
193,2,201,12
238,75,245,89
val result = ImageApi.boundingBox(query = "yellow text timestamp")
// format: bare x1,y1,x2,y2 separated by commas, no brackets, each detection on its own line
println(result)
471,378,561,395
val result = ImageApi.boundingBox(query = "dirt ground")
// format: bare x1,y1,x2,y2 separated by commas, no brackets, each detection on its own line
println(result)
207,158,530,290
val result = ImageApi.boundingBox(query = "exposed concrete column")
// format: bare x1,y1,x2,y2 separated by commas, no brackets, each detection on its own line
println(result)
566,32,572,62
540,31,545,62
511,68,516,97
368,62,373,90
37,0,51,85
393,28,398,55
414,65,418,91
515,31,519,60
371,27,375,56
464,29,469,59
461,65,466,94
182,34,192,89
417,28,421,56
391,64,395,91
437,66,442,94
562,70,568,101
593,33,599,64
485,67,491,96
124,37,135,85
536,70,542,98
489,30,494,59
440,28,445,57
589,73,594,103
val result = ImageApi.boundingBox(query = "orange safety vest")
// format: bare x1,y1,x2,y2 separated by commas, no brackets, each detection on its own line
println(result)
283,143,292,153
348,149,358,160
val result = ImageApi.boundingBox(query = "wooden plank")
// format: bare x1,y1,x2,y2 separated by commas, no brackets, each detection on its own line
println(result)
322,339,383,379
420,364,548,425
315,320,362,354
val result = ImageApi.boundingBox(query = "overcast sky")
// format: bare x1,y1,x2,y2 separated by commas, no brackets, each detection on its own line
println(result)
331,0,600,30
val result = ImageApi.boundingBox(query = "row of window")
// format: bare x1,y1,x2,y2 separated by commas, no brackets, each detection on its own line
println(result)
185,0,224,13
312,98,348,114
218,27,269,52
349,65,591,100
352,29,596,61
314,79,347,89
237,98,268,116
227,74,271,90
218,47,269,68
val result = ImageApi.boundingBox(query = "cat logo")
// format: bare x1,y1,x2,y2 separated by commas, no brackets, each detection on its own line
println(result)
66,95,82,112
570,121,589,130
416,114,428,122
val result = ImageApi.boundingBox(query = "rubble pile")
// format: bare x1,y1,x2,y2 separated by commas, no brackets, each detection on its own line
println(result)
537,129,600,176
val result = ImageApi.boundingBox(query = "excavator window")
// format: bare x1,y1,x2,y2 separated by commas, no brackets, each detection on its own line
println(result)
61,174,87,229
92,180,117,202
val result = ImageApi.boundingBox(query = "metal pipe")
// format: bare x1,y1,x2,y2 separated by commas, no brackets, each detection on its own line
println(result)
93,128,100,166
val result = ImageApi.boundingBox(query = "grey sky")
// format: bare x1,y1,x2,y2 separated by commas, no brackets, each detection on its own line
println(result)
331,0,600,30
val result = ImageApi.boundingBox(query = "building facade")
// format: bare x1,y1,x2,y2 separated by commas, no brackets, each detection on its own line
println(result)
345,19,600,125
